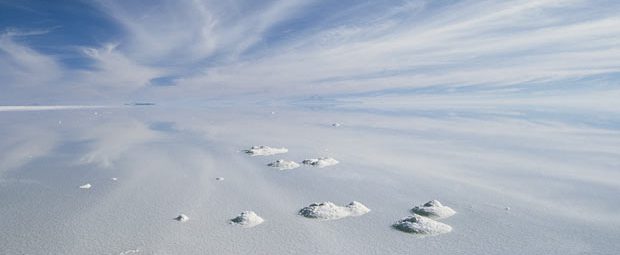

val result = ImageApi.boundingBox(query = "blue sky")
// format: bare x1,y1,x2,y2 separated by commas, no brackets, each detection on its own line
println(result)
1,0,619,106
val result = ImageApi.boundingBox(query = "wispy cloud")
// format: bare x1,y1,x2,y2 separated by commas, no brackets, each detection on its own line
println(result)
0,0,618,105
0,31,62,89
92,0,311,65
176,0,620,95
78,43,162,90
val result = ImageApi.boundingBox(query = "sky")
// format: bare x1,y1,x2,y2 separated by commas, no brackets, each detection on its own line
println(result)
0,0,619,107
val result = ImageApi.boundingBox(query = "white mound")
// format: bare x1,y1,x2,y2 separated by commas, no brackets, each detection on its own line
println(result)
393,214,453,235
230,211,264,228
302,157,339,168
111,177,118,181
79,183,92,189
267,160,300,170
215,177,224,181
411,200,456,219
299,201,370,220
174,214,189,222
119,248,140,255
244,146,288,156
332,123,341,127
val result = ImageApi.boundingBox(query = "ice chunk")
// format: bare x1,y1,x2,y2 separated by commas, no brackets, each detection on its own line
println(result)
301,157,339,168
230,211,264,228
411,200,456,219
267,160,300,170
299,201,370,220
244,146,288,156
393,214,452,236
174,214,189,222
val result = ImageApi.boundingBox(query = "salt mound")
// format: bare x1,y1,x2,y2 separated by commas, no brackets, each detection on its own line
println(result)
411,200,456,219
119,248,140,255
332,123,341,127
79,183,92,189
244,146,288,156
230,211,264,228
302,157,339,168
174,214,189,222
299,201,370,220
111,177,118,181
393,214,452,235
267,160,300,170
215,177,224,181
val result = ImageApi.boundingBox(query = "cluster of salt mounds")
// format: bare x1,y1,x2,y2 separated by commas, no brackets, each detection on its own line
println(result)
244,145,288,156
174,214,189,222
393,214,452,235
411,200,456,219
267,160,300,170
302,157,339,168
230,211,264,228
299,201,370,220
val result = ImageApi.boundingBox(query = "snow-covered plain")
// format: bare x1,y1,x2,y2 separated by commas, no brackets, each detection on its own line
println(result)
1,105,619,254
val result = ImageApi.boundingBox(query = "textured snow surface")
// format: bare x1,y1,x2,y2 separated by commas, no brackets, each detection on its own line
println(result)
299,201,370,220
302,157,339,168
267,160,300,170
393,214,452,236
1,107,619,255
244,145,288,156
230,211,264,228
411,200,456,219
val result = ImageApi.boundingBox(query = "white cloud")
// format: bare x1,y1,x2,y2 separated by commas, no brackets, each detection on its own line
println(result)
0,30,160,102
1,0,619,104
78,43,162,90
0,32,62,88
92,0,311,65
169,0,620,97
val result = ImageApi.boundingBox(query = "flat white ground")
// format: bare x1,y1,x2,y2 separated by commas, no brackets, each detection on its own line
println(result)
0,106,619,254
